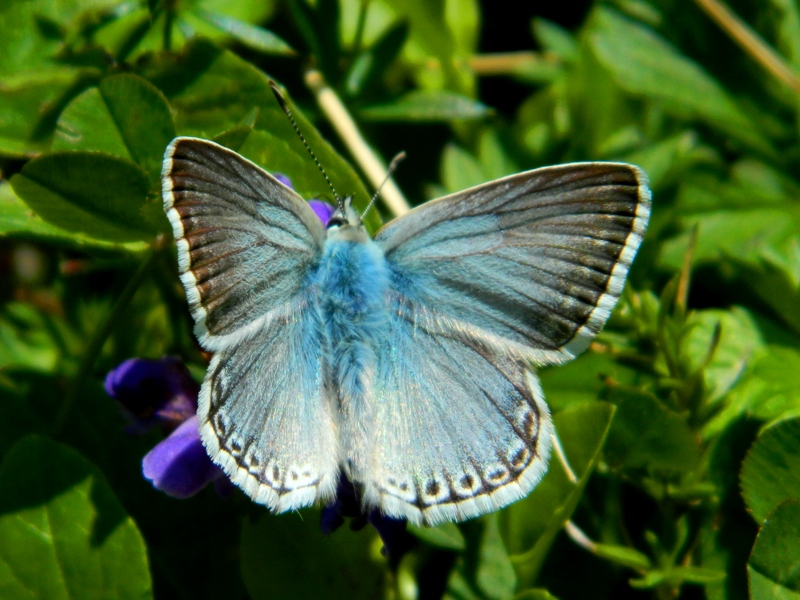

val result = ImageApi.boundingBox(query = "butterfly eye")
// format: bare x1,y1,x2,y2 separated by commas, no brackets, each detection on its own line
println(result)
327,216,347,229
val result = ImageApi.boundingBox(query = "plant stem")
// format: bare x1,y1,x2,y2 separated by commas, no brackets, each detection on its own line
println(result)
693,0,800,95
304,69,411,218
51,248,158,435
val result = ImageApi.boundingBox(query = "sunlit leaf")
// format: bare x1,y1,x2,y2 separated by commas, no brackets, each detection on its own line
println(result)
0,436,152,600
741,417,800,523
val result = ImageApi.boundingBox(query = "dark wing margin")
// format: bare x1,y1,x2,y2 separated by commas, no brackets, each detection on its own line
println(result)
162,137,326,350
375,162,650,365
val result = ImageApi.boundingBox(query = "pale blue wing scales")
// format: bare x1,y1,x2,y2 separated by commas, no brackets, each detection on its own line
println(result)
198,290,339,511
375,162,650,365
359,303,553,526
162,137,326,350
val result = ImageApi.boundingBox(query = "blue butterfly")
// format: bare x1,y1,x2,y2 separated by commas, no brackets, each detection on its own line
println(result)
162,137,650,525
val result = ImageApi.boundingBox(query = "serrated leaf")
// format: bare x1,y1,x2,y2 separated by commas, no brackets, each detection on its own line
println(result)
749,501,800,597
741,417,800,523
0,435,152,600
10,152,161,242
359,90,491,122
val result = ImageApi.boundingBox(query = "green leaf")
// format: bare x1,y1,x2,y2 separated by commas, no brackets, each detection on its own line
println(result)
532,18,578,62
440,143,485,193
391,0,465,92
587,8,773,154
630,565,726,589
10,152,162,242
706,346,800,438
408,522,466,550
741,417,800,523
445,515,516,600
513,590,560,600
683,307,765,406
240,511,384,599
0,435,152,600
54,74,176,183
0,71,96,158
749,501,800,597
344,22,409,97
0,302,61,373
0,182,141,250
191,8,296,56
0,0,119,79
140,39,371,216
603,387,701,471
660,209,800,272
592,543,651,570
287,0,341,84
477,129,519,182
622,131,717,191
539,351,640,413
505,402,616,586
359,90,492,122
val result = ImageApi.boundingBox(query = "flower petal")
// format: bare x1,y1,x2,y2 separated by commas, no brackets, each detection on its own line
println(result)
308,200,336,226
142,416,220,498
105,357,198,431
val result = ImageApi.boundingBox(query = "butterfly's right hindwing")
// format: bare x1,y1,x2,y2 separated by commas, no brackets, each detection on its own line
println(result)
162,137,326,350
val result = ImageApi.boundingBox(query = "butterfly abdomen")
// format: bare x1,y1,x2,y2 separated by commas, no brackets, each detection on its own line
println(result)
314,236,389,477
314,237,389,398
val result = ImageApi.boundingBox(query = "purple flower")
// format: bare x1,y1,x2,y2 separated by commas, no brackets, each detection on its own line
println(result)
271,173,335,226
273,172,293,189
141,415,226,498
104,356,198,432
309,200,336,226
105,356,224,498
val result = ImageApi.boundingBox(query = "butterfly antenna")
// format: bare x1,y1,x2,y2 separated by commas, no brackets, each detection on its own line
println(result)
269,81,343,210
362,151,406,220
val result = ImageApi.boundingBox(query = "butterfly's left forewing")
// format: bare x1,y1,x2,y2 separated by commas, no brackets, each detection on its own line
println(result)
363,162,649,524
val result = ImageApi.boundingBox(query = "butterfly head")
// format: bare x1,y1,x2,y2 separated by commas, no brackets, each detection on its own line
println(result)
326,196,369,242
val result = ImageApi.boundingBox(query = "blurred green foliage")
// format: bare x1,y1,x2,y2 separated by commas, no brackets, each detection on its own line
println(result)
1,0,800,598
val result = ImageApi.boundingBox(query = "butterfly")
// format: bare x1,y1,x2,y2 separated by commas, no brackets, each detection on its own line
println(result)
162,137,650,526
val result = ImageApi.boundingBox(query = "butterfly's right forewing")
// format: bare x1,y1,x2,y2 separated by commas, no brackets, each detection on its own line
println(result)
162,138,338,512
